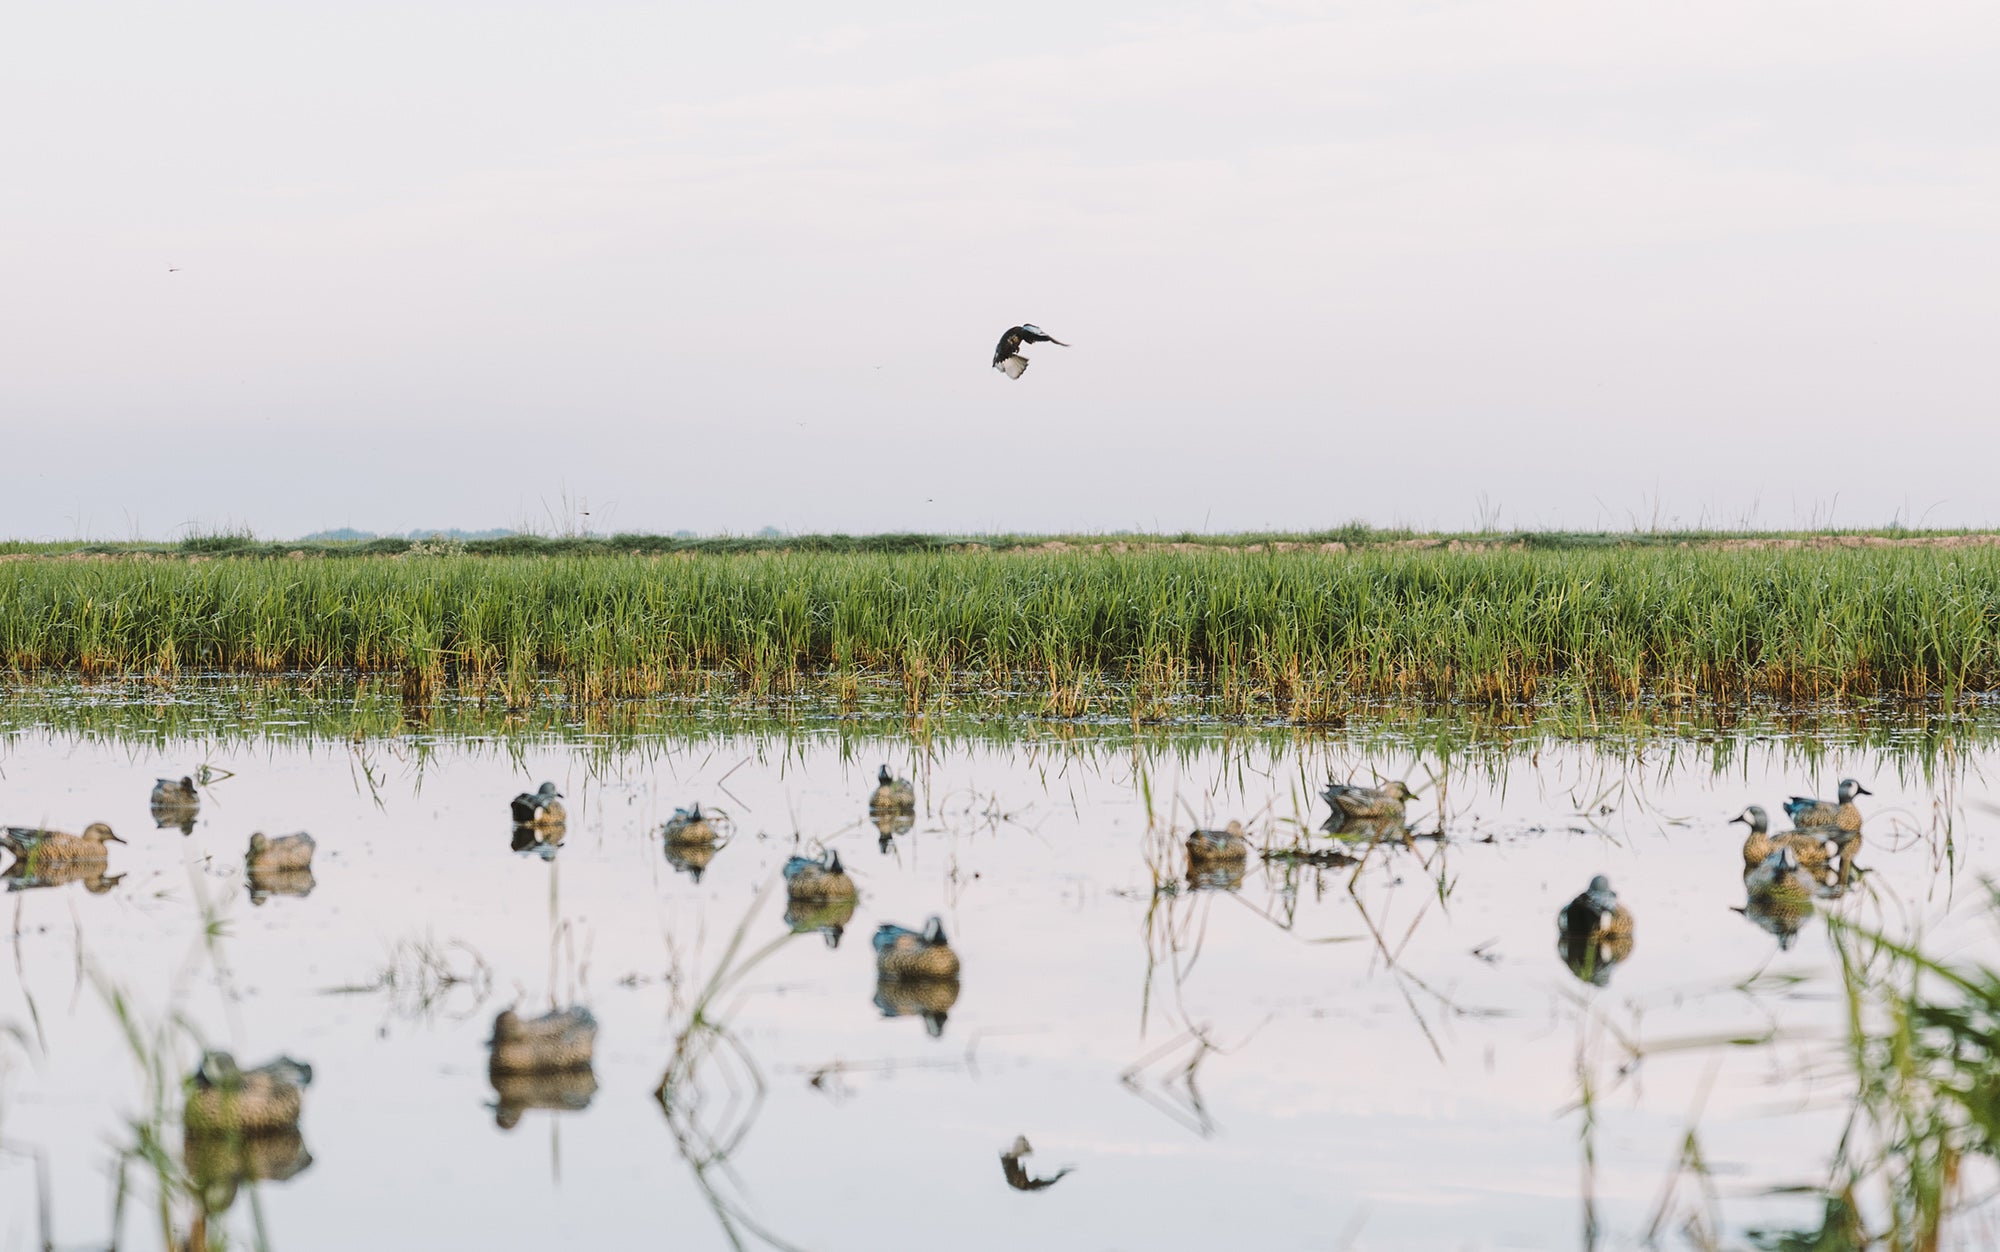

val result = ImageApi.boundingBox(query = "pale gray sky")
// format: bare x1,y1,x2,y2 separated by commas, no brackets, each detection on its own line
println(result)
3,1,1995,539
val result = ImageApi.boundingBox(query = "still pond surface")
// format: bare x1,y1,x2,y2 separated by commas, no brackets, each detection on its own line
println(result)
0,682,1995,1250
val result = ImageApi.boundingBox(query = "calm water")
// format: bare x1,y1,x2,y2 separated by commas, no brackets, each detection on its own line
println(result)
1,684,1996,1250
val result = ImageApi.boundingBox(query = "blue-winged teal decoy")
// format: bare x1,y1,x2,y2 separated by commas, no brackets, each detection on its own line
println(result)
1731,806,1835,879
1556,875,1635,986
151,776,200,831
1784,779,1869,835
1185,820,1250,865
1323,780,1417,823
509,782,565,826
870,765,917,813
661,804,719,845
784,849,857,902
183,1052,313,1135
992,324,1070,379
489,1006,597,1075
1000,1136,1074,1191
1738,846,1816,950
875,916,961,980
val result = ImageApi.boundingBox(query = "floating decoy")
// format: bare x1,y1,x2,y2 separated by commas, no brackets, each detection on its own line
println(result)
785,894,858,947
1000,1135,1074,1192
870,765,917,813
1738,846,1816,949
509,782,565,826
183,1052,313,1135
1731,806,1835,879
1784,779,1870,835
875,916,961,980
873,975,961,1037
1,823,123,880
991,324,1069,380
1323,780,1418,824
1185,820,1250,865
490,1067,599,1131
784,849,857,902
184,1124,312,1217
247,832,316,872
489,1006,597,1075
661,804,719,845
151,776,200,830
1555,875,1635,986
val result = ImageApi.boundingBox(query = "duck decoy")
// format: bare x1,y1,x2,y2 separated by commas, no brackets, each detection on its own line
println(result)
509,782,565,826
151,776,200,831
991,323,1069,380
1323,780,1417,825
874,916,961,981
1738,846,1817,949
869,765,917,813
785,894,858,947
784,849,857,902
873,975,961,1037
1,823,123,881
1555,875,1635,986
1784,779,1869,835
247,832,315,872
184,1124,312,1217
1000,1135,1074,1192
489,1006,597,1075
1731,806,1836,879
183,1052,313,1135
1185,821,1250,865
661,804,719,845
490,1067,599,1131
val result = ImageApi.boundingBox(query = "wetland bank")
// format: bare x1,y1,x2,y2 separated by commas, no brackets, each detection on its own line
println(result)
3,539,2000,1250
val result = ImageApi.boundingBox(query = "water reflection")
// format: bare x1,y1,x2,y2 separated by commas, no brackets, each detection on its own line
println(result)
184,1125,313,1217
999,1135,1073,1192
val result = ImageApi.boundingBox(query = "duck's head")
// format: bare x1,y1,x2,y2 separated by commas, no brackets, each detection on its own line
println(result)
825,849,845,874
1732,805,1769,833
1224,820,1245,837
877,764,894,786
922,915,948,946
248,832,269,855
179,775,195,790
539,782,563,800
1387,781,1418,801
1838,778,1871,802
83,823,123,845
196,1051,241,1088
1585,875,1617,906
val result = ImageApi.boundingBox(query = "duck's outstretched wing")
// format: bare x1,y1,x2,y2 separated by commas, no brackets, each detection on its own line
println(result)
995,355,1029,379
1017,324,1068,346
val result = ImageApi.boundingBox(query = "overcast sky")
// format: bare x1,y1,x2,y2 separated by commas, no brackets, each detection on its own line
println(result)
3,1,1995,540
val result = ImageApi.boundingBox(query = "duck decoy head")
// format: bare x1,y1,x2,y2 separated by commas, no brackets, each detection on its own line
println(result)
1838,778,1871,801
84,823,124,845
878,764,894,786
1732,805,1769,832
922,915,948,945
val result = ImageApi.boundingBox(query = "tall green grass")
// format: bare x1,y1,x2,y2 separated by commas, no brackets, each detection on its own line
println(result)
3,547,1998,707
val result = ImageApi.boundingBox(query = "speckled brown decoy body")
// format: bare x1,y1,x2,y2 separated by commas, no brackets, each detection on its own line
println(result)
1323,780,1418,822
1739,846,1816,949
874,973,961,1036
1556,875,1635,986
661,804,718,845
1,823,123,878
489,1006,597,1074
490,1066,598,1130
509,782,565,827
784,849,857,902
183,1052,312,1136
875,916,961,980
870,764,917,813
1185,820,1250,865
247,831,316,872
1784,779,1869,835
1732,806,1835,878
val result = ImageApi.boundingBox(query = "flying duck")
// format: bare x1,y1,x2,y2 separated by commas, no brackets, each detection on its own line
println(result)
992,324,1069,379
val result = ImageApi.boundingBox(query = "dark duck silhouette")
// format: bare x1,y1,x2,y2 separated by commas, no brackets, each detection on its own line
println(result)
991,324,1069,379
1000,1135,1074,1191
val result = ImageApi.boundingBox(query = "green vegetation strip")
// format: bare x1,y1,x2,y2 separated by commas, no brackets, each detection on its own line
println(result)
2,547,1998,704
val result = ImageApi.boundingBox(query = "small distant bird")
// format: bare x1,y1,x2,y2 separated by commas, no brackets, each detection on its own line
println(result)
1783,779,1870,834
1000,1135,1074,1192
1731,806,1835,879
870,765,916,813
1556,875,1635,986
874,915,961,980
1323,779,1418,823
246,831,316,872
661,803,718,845
783,848,857,902
167,267,182,273
991,324,1069,380
184,1052,312,1135
1185,820,1250,865
510,782,565,826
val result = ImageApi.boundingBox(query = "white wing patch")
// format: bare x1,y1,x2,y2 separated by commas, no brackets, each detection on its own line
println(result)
995,355,1029,379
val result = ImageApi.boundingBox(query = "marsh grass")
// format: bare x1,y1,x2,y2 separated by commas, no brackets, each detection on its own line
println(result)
4,547,2000,708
